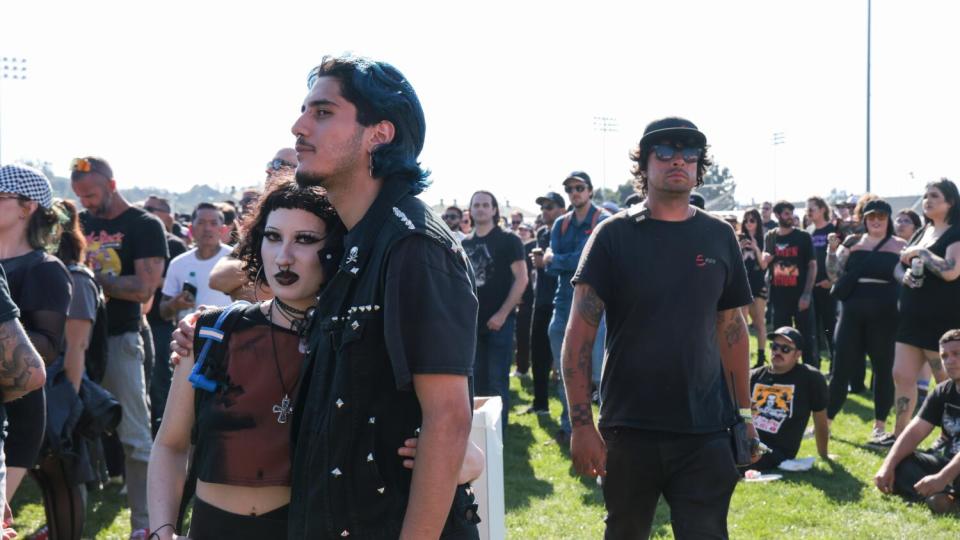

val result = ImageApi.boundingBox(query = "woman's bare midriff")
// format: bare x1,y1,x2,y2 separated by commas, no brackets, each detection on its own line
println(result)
196,480,291,516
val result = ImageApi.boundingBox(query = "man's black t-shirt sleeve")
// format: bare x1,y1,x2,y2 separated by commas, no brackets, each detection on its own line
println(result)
718,226,754,310
384,235,478,390
133,213,169,261
572,219,614,304
0,267,19,324
808,368,829,412
802,232,814,265
918,382,948,427
507,233,525,264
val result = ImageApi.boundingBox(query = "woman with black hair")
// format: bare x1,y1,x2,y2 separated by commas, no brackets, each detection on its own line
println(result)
0,165,72,510
895,209,923,241
825,199,905,443
148,181,482,539
887,179,960,445
740,208,768,366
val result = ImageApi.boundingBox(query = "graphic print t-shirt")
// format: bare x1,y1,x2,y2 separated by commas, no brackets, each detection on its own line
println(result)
81,207,168,335
919,379,960,459
764,228,814,306
808,223,836,283
749,363,828,459
462,227,524,330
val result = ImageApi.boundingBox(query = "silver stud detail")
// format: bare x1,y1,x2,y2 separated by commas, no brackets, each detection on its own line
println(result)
332,316,339,322
336,398,344,409
374,305,381,311
331,468,342,477
368,416,376,424
367,453,374,462
415,427,421,435
350,267,359,275
341,530,350,537
377,487,385,494
351,321,360,331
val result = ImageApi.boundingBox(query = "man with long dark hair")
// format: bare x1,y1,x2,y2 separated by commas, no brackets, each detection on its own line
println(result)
290,54,479,539
563,117,758,538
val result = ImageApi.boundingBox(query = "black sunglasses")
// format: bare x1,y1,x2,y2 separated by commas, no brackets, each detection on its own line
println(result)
651,144,701,163
564,185,587,194
267,159,296,171
540,204,557,211
442,213,460,220
144,206,168,214
770,343,795,353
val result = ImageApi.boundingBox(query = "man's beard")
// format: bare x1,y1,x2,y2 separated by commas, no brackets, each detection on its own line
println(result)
295,169,326,188
778,215,794,227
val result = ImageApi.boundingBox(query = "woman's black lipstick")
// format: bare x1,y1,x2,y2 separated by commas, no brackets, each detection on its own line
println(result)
274,270,300,286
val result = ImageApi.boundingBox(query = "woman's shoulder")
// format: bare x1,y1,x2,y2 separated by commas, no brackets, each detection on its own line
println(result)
31,252,71,283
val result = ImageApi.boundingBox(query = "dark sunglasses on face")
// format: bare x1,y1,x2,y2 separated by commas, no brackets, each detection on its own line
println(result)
770,342,795,353
144,206,167,214
540,204,557,211
442,214,460,220
267,159,296,171
651,144,701,163
745,218,756,223
565,185,587,194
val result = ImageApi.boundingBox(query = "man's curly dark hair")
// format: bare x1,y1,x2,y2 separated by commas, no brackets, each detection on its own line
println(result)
629,138,712,195
235,180,345,287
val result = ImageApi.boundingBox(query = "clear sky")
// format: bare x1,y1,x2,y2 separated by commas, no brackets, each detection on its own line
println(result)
1,0,957,211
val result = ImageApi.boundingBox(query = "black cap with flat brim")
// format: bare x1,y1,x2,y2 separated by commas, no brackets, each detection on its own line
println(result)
767,326,803,346
640,117,707,148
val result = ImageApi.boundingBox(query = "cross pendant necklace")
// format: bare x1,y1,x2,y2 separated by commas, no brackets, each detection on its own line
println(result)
273,394,292,424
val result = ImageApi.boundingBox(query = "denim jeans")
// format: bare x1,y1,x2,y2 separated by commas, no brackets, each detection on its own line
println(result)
149,321,174,437
549,300,606,434
474,314,517,430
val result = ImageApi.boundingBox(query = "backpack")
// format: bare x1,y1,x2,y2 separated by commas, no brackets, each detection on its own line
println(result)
559,206,602,237
176,301,250,531
68,264,109,384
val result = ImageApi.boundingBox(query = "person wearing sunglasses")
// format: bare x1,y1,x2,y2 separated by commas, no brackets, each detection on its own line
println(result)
544,171,609,445
747,327,830,472
740,208,769,367
264,148,298,188
564,117,756,538
441,206,465,241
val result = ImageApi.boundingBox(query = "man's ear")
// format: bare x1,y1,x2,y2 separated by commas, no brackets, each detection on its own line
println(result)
368,120,395,149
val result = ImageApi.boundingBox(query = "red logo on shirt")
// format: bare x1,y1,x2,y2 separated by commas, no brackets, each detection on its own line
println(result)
696,254,706,267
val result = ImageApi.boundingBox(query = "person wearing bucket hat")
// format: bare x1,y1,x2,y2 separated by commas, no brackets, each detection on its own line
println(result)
747,327,830,472
0,164,73,511
562,116,756,538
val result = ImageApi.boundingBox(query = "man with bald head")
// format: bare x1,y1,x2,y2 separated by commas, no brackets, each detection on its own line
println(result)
265,147,298,187
71,156,167,539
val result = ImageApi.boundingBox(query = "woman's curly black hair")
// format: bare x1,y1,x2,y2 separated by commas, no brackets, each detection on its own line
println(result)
235,179,345,288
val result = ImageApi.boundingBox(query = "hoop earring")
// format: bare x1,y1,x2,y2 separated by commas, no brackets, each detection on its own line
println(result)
368,151,375,178
253,266,265,303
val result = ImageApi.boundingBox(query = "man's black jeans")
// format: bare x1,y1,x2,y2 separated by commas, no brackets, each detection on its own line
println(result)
530,305,554,410
772,303,819,368
601,427,739,540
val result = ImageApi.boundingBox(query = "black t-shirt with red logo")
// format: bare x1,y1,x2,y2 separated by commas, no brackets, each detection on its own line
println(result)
573,209,753,434
764,228,814,308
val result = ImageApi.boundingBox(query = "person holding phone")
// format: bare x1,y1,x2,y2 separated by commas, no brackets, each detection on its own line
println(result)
741,208,769,367
159,203,234,323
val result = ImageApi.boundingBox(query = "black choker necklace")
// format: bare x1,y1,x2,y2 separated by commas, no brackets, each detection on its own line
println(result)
274,297,308,318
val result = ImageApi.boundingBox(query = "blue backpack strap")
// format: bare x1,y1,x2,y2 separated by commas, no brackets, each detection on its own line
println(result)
189,301,250,392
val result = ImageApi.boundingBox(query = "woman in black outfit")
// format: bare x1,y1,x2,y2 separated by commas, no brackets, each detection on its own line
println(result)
825,199,905,443
889,179,960,442
0,165,72,506
740,208,768,366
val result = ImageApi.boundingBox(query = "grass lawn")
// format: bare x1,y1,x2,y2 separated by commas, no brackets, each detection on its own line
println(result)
10,336,960,538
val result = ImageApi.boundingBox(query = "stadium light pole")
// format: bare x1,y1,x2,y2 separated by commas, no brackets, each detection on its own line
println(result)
593,116,618,201
772,131,785,201
0,57,29,164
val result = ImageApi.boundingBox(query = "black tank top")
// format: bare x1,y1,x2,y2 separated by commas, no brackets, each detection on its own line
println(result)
845,250,899,302
899,224,960,320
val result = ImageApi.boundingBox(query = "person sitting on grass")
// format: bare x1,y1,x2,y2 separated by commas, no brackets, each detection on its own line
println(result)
874,328,960,513
745,327,830,471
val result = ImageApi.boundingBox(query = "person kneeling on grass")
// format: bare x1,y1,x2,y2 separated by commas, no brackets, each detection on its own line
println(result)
744,327,830,472
875,329,960,514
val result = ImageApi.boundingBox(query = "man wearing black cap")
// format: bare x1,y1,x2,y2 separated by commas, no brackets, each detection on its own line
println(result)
762,200,819,368
748,327,830,471
544,171,609,442
523,192,565,415
563,117,758,538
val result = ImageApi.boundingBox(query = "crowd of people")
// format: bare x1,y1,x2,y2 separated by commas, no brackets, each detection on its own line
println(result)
0,52,955,539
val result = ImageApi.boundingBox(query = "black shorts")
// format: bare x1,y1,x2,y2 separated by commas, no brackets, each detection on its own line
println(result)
896,315,960,352
5,388,46,468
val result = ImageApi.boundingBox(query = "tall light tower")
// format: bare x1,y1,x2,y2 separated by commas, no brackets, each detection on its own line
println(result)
0,57,29,164
593,116,618,200
772,131,785,201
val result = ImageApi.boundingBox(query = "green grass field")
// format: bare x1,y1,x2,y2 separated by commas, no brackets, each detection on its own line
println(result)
10,338,960,539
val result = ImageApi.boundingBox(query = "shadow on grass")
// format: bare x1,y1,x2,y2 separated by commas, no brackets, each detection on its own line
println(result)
837,390,877,424
503,421,554,512
778,459,866,503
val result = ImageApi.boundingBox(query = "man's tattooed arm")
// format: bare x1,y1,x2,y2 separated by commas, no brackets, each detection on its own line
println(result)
0,318,45,402
562,284,604,428
717,308,751,409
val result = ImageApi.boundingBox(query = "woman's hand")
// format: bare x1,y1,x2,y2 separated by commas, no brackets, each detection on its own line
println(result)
169,308,209,366
902,268,923,289
900,246,926,265
398,438,485,485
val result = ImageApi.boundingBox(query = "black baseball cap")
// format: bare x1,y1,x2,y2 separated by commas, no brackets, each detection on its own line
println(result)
689,192,705,209
536,192,565,207
563,171,592,190
639,117,707,148
862,199,892,217
767,326,803,346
